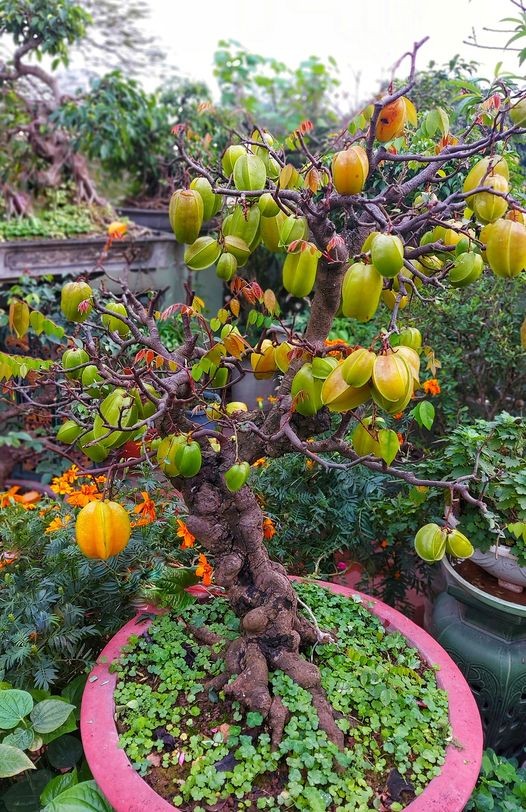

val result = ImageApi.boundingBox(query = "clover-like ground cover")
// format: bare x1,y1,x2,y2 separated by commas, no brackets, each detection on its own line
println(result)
114,583,450,811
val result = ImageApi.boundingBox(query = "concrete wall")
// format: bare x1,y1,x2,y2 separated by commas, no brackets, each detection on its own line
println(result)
0,233,224,314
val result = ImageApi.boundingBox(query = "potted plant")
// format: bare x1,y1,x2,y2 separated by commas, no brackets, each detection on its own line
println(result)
81,582,482,811
421,414,526,756
438,413,526,592
2,23,525,810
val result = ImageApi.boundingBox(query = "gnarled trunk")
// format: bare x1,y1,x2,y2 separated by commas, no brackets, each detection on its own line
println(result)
178,457,344,749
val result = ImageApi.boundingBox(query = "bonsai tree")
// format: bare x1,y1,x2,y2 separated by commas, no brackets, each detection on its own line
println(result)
4,39,526,752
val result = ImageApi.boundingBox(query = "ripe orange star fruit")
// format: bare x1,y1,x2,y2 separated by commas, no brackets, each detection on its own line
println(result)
375,97,407,142
332,146,369,195
75,501,131,560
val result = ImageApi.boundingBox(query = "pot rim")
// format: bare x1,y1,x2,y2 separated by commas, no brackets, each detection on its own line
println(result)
81,580,482,812
443,555,526,616
484,544,520,562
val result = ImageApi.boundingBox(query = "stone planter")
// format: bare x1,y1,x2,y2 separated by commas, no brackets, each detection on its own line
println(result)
81,581,482,812
117,207,171,232
0,234,223,314
471,545,526,593
428,556,526,757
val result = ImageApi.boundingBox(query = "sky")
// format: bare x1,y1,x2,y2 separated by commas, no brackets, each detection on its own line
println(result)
144,0,522,106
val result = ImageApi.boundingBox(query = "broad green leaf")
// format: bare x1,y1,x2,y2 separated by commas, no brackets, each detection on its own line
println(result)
412,401,435,430
46,735,83,769
2,769,54,811
424,107,449,137
40,770,78,806
378,429,400,466
191,363,204,382
507,522,526,542
29,311,45,335
0,744,35,778
30,700,75,734
2,727,34,750
41,780,112,812
42,318,65,339
0,689,33,729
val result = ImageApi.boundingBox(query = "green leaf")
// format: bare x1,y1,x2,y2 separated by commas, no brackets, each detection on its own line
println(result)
147,568,199,613
0,689,33,729
507,522,526,543
2,727,34,750
191,363,204,382
412,401,435,430
30,700,75,734
42,318,65,339
300,786,329,811
2,770,54,811
61,676,87,716
246,711,263,728
0,744,36,778
424,107,449,136
29,311,45,335
40,771,78,806
41,780,112,812
40,706,78,745
210,317,221,332
378,429,400,466
46,735,83,769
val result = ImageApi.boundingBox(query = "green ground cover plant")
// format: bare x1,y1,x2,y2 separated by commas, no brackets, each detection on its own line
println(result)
114,583,450,811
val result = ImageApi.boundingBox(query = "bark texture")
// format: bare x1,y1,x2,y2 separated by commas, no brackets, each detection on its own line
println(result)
177,456,344,749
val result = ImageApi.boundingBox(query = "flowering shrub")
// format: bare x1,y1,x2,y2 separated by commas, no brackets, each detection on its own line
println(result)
0,470,195,689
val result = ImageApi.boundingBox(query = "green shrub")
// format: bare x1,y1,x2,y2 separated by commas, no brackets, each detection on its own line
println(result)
0,477,184,689
466,749,526,811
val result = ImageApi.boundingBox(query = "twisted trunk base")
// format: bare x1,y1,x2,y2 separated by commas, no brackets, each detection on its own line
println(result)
179,465,344,750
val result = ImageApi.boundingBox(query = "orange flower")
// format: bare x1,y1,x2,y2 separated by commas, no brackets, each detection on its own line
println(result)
50,465,80,495
195,553,213,586
379,539,389,549
132,491,156,524
66,483,103,507
324,337,349,348
107,221,128,239
262,517,276,540
131,517,152,528
393,411,404,420
45,514,72,533
422,379,441,396
267,395,278,404
0,486,39,508
177,519,196,549
252,457,267,469
50,479,74,496
397,433,404,446
305,459,316,470
63,465,80,483
0,485,23,507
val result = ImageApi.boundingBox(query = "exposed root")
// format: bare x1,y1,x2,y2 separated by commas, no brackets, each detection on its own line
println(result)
186,624,223,647
199,630,344,751
224,640,272,717
269,649,345,750
269,696,289,750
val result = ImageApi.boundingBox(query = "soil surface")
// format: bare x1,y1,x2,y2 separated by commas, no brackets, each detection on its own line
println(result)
454,559,526,606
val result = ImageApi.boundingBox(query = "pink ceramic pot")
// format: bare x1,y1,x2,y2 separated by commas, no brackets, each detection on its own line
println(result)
81,581,483,812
